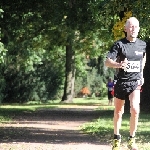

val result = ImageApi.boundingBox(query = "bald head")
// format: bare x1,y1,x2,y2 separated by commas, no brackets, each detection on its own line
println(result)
124,17,140,39
125,17,139,28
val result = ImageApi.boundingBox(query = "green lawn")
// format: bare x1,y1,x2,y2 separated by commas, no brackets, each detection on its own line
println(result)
80,99,150,149
0,97,109,122
81,109,150,149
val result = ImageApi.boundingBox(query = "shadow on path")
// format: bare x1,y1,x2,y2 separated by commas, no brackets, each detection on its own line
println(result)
0,107,110,146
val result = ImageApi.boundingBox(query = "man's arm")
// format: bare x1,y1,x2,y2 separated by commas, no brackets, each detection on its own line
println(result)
105,58,128,70
141,53,146,85
105,58,121,68
142,53,146,70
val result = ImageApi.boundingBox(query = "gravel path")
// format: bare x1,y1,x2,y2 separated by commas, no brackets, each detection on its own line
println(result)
0,106,123,150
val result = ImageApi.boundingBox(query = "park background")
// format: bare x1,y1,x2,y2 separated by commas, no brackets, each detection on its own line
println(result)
0,1,150,149
0,1,150,110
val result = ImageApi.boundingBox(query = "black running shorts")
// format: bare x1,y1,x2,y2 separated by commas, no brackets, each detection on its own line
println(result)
114,80,139,100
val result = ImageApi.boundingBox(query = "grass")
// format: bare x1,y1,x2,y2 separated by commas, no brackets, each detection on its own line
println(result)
81,108,150,149
0,104,58,122
0,97,150,149
0,97,109,122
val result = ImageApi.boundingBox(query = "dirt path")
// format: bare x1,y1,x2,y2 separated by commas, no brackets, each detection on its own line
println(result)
0,106,113,150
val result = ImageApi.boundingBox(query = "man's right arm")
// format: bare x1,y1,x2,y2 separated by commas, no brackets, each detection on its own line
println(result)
105,58,121,68
105,41,127,69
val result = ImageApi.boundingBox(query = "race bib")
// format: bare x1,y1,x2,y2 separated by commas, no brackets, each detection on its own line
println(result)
125,61,140,72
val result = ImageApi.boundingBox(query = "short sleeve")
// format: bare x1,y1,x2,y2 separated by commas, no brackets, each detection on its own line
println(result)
106,42,121,61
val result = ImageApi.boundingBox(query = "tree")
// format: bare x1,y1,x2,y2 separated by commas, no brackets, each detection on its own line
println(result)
1,0,150,107
0,1,66,102
60,0,115,102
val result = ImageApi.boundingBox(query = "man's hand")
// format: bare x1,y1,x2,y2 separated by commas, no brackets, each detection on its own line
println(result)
119,58,128,71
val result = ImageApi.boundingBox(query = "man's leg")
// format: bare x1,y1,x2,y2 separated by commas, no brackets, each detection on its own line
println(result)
129,89,140,137
128,89,140,149
112,97,125,149
114,97,125,135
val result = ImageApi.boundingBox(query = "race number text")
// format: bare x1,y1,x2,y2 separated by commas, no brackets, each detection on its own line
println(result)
125,61,140,72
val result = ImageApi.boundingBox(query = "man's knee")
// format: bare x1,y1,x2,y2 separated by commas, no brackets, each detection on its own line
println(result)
130,106,140,115
114,110,124,119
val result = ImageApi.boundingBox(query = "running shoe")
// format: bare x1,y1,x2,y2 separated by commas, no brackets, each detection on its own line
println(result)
112,139,121,150
127,137,138,150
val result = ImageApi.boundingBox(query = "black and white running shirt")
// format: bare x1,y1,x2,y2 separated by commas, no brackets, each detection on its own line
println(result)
106,38,146,81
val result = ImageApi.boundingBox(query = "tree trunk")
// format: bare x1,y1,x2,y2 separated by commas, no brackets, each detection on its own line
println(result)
61,38,75,102
140,40,150,111
97,56,104,75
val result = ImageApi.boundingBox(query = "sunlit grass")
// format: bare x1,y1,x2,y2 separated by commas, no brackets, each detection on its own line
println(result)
24,97,108,105
81,109,150,149
0,104,56,110
73,97,107,104
0,104,58,122
0,97,107,122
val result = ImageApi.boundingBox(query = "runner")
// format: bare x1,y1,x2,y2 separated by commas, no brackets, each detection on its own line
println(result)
105,17,146,150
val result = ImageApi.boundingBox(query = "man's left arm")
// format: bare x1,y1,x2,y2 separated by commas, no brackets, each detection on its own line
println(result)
142,53,146,85
142,53,146,70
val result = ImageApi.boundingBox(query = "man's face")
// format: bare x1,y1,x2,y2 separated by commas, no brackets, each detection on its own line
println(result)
125,20,140,38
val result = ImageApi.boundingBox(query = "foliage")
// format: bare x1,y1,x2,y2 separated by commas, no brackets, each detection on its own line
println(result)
0,0,150,105
87,68,106,97
3,59,64,103
0,0,115,103
0,42,7,63
0,72,6,103
104,67,115,81
0,1,68,102
112,11,132,41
